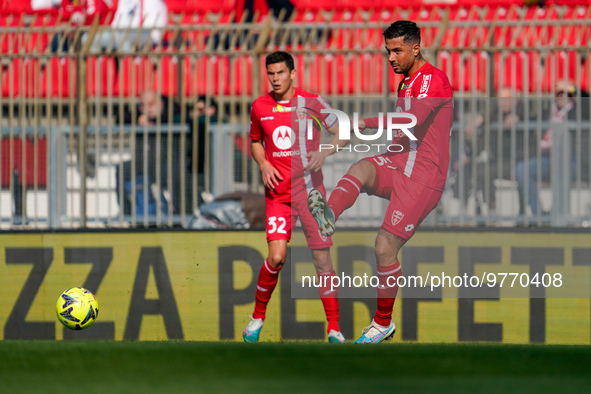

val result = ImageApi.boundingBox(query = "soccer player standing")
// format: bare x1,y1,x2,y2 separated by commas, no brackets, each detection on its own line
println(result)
308,21,454,343
243,52,346,343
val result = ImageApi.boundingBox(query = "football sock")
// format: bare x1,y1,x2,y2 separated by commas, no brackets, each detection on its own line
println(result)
374,260,402,327
328,174,363,221
253,259,282,320
317,267,340,333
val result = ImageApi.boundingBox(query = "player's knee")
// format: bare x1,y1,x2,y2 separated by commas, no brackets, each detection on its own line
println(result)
348,161,369,177
374,232,402,264
267,252,286,269
348,161,374,188
374,243,397,263
312,251,332,272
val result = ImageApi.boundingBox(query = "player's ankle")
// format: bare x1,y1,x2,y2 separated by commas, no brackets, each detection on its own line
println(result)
327,321,340,333
373,317,392,327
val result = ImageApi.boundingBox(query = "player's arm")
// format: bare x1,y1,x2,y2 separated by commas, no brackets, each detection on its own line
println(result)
304,121,349,172
304,97,350,172
251,139,283,190
249,103,283,189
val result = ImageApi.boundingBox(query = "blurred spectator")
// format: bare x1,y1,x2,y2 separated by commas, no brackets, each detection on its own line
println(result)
188,95,218,206
119,90,181,125
88,0,169,53
116,89,184,219
29,1,114,53
451,88,525,214
515,82,582,216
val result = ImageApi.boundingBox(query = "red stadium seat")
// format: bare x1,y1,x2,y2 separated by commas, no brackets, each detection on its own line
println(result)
168,0,237,15
117,57,157,97
183,55,253,97
154,56,179,97
581,55,590,94
540,51,581,93
1,58,44,98
86,56,118,97
0,13,24,54
184,56,227,97
1,137,47,188
438,51,488,93
41,57,77,98
1,59,21,97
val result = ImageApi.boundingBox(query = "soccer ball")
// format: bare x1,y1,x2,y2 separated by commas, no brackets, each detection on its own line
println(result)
56,287,99,330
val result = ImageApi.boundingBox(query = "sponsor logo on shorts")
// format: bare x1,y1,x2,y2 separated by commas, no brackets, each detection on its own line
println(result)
405,224,415,232
261,116,274,121
318,230,328,242
391,210,404,226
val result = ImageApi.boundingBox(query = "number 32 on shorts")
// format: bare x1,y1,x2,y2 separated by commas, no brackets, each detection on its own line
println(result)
268,216,287,234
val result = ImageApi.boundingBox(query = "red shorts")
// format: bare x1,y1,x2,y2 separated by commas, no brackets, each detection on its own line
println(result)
362,156,443,242
265,187,332,250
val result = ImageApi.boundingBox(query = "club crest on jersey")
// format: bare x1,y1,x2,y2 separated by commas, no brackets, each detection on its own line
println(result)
401,82,411,90
391,210,404,226
273,104,294,113
272,126,295,150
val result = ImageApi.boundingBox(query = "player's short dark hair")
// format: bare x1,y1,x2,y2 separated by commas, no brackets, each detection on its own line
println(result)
266,51,295,71
383,20,421,46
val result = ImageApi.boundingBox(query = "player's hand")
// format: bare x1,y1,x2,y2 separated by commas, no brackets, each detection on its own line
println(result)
352,117,366,131
261,163,283,190
304,151,326,172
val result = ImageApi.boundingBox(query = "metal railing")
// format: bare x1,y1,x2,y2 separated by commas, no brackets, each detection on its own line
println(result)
0,5,590,229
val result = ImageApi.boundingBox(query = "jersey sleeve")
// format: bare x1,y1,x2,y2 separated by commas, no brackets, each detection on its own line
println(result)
363,73,451,129
407,73,452,125
315,95,338,129
249,102,263,141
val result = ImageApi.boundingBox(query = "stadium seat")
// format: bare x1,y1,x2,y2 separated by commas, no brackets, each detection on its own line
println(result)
1,137,47,188
183,55,253,97
117,56,157,97
41,57,76,98
154,56,179,97
86,56,118,97
1,58,21,97
184,56,226,97
168,0,237,18
540,50,581,92
0,13,24,55
0,58,45,98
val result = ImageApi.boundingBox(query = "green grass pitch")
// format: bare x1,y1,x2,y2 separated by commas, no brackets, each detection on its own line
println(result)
1,341,590,393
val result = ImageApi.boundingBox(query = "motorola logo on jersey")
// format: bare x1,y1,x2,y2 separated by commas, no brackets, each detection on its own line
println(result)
272,126,295,150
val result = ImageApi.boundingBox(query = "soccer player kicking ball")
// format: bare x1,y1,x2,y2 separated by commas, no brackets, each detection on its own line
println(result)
308,21,454,344
243,52,347,343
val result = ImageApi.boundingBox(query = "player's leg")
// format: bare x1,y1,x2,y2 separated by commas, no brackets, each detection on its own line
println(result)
244,202,291,342
244,239,287,343
311,248,344,343
355,174,440,344
298,193,345,343
353,230,402,344
328,160,376,220
308,159,377,236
